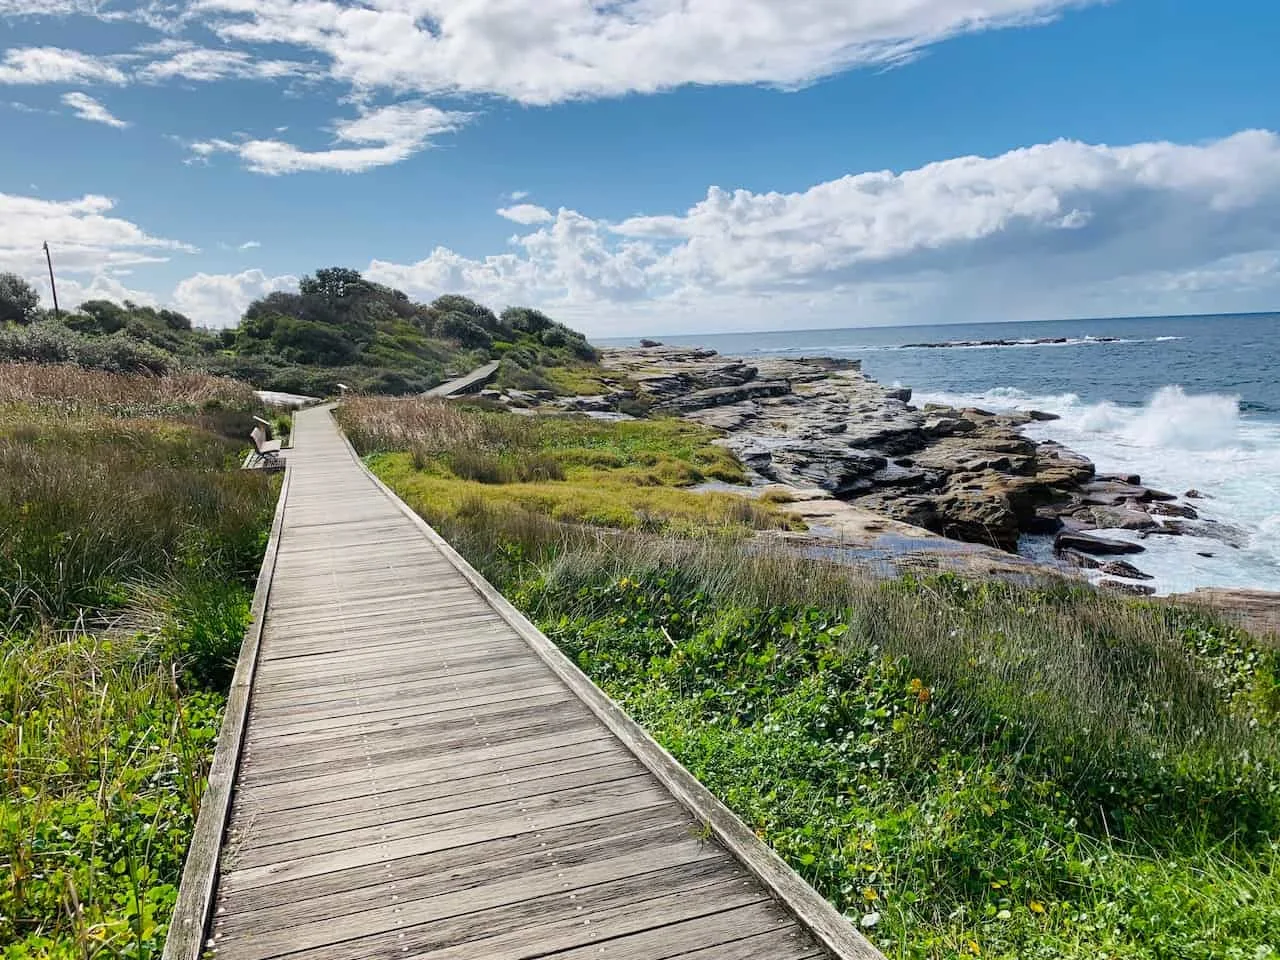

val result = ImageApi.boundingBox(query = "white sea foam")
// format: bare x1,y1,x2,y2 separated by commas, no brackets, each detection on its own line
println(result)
914,384,1280,595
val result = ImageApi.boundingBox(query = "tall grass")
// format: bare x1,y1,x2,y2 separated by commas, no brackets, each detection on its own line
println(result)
1,364,276,956
0,363,258,413
337,396,792,535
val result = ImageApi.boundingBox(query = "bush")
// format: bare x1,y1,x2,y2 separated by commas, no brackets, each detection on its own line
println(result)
0,272,40,325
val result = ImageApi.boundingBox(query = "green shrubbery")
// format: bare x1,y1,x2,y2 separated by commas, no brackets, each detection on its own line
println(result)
1,266,600,398
0,364,277,956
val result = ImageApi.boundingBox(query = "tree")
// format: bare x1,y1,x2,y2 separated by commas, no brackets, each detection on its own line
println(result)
0,273,40,325
300,267,371,305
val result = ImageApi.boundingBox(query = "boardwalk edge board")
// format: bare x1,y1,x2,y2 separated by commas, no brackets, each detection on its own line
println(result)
163,464,293,960
332,408,885,960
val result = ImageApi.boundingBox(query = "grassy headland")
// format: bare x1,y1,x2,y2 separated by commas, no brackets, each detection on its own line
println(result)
0,364,278,956
343,397,1280,960
0,268,599,398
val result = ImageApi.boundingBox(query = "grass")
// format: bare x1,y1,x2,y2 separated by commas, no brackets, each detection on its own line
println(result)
1,363,277,957
336,396,797,536
351,399,1280,960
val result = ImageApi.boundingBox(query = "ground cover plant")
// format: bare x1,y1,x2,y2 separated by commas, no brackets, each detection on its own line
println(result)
0,363,278,957
350,401,1280,960
337,395,797,535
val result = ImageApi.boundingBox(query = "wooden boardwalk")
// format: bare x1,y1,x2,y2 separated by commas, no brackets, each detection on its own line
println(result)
165,405,880,960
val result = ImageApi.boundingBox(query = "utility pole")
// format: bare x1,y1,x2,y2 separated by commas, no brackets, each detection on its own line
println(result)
43,241,60,320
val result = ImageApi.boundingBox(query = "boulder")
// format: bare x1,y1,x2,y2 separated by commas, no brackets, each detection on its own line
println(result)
1087,505,1158,530
1185,488,1206,499
1060,549,1101,569
639,338,663,348
1027,410,1061,422
1146,501,1199,519
1099,560,1154,581
885,387,913,403
1055,531,1145,556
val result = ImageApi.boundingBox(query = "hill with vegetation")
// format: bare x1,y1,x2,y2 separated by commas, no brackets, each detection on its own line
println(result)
0,267,598,396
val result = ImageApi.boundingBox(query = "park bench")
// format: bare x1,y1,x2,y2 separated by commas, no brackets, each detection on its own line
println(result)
248,424,284,471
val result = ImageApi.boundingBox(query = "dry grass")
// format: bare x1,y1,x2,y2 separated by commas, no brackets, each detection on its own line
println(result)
0,362,258,413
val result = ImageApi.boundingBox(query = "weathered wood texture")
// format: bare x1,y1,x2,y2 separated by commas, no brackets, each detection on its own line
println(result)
423,360,501,398
175,404,882,960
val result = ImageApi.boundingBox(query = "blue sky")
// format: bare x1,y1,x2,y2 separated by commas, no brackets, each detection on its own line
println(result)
1,0,1278,335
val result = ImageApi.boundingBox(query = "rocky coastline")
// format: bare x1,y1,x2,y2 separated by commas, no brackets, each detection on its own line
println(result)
471,344,1275,633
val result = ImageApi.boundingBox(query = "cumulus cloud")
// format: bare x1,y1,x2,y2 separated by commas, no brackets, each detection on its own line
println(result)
61,91,129,127
497,204,553,225
171,268,298,327
238,240,261,250
190,101,471,174
365,130,1280,332
0,190,195,279
0,46,128,85
201,0,1101,105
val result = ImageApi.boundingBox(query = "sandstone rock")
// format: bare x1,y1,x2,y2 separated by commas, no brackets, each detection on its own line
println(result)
1169,588,1280,643
1098,473,1143,485
1027,410,1061,421
1060,549,1101,569
1146,501,1199,519
885,387,913,402
1100,579,1157,596
1099,560,1154,580
1087,505,1158,530
1055,531,1145,556
654,380,791,413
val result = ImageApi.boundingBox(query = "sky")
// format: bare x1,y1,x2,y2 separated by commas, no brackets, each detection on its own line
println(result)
0,0,1278,336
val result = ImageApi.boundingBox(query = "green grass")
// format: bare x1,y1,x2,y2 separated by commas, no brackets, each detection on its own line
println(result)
1,364,277,957
336,396,797,536
360,451,1280,960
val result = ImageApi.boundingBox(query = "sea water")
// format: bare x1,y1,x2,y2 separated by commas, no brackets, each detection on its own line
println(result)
604,313,1280,594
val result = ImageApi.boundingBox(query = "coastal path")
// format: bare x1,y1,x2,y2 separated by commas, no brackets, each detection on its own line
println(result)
163,404,882,960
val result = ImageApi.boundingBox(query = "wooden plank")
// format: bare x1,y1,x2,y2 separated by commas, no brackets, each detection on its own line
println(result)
220,785,675,892
227,775,661,870
232,732,617,813
215,805,684,917
545,904,819,960
234,745,637,832
239,759,645,849
215,837,728,959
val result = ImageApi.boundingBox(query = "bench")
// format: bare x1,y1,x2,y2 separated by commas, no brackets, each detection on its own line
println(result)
248,425,284,471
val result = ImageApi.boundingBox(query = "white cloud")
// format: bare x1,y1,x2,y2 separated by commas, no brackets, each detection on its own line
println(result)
507,190,530,201
202,0,1101,105
61,91,129,127
497,204,553,225
171,268,298,327
0,46,128,85
55,272,161,310
365,130,1280,334
0,191,195,281
191,101,471,174
136,42,313,83
238,240,261,250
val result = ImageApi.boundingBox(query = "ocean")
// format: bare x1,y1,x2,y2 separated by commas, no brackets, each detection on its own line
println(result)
603,313,1280,595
